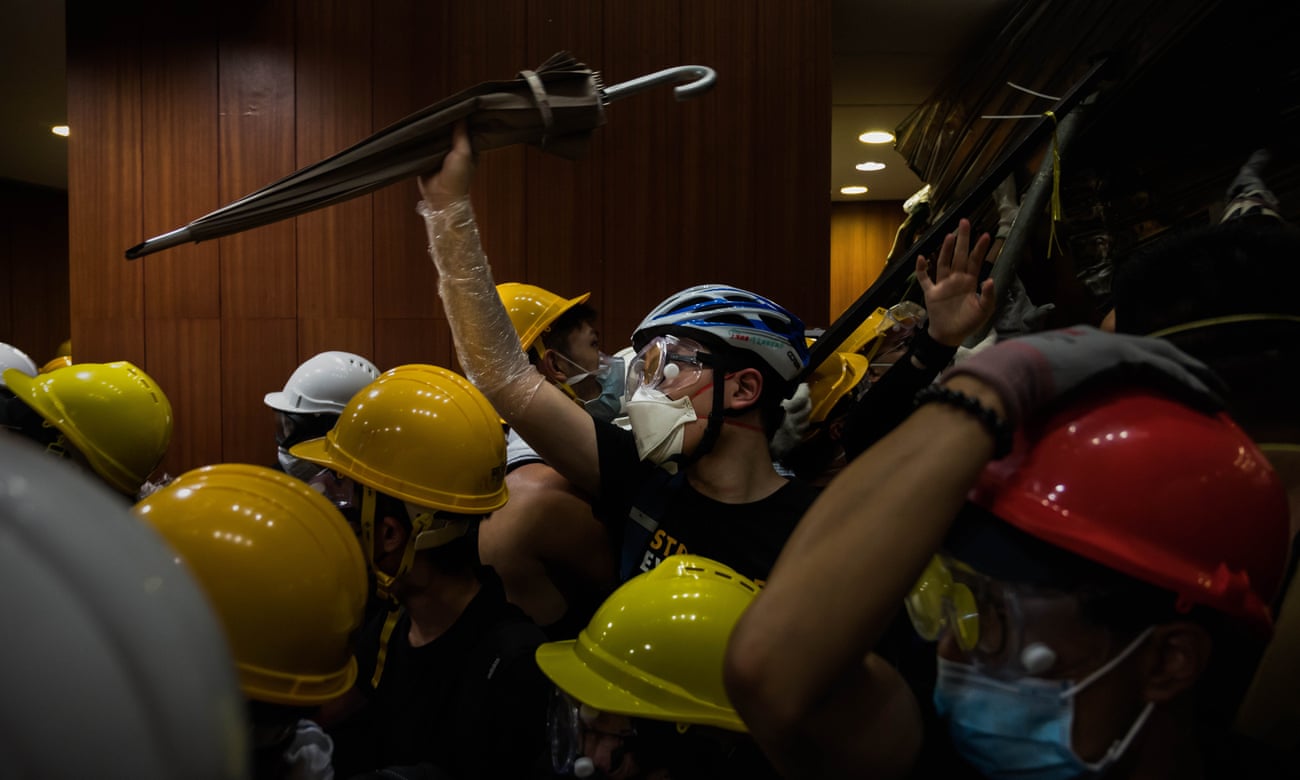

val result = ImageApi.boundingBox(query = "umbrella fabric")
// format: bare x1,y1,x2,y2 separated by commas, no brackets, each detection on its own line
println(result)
126,51,604,259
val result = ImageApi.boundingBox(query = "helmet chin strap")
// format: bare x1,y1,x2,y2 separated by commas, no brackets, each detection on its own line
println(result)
672,354,732,470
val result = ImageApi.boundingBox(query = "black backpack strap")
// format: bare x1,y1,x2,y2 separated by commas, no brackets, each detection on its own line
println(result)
618,466,688,580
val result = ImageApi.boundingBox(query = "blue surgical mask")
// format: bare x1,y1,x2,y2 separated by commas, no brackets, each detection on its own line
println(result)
582,355,626,423
934,627,1155,780
558,352,626,423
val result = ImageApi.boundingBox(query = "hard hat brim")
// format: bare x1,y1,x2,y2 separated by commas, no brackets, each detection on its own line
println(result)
535,639,747,733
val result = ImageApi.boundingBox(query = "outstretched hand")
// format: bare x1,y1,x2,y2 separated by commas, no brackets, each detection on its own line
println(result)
916,219,997,347
418,120,476,210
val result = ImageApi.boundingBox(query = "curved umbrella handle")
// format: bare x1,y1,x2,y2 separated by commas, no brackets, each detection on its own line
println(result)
601,65,717,104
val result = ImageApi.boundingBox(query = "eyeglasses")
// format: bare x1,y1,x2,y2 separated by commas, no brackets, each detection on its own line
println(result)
306,469,362,531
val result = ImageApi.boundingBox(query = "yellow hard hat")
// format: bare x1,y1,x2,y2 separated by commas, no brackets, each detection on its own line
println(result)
806,351,871,425
40,355,72,374
3,361,173,496
134,464,368,706
535,555,757,732
496,282,591,354
291,364,508,513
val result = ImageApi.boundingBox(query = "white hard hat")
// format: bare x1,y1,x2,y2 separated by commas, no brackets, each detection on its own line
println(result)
264,350,380,414
0,435,249,778
0,342,38,388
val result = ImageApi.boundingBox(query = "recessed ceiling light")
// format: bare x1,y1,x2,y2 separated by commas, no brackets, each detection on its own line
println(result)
840,186,868,195
51,125,70,137
855,161,886,172
857,130,894,144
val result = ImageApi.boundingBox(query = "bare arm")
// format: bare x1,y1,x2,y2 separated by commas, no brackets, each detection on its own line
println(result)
725,377,1004,779
417,124,602,494
725,220,1005,777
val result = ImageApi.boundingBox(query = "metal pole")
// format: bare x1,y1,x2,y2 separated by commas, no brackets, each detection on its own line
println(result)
965,99,1088,346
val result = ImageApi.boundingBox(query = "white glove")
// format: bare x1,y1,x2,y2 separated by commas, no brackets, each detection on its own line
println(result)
770,382,812,459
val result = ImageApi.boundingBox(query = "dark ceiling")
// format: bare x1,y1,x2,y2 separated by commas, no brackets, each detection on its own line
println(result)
0,0,66,191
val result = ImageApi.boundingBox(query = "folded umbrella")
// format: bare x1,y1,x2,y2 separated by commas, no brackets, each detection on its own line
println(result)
126,51,715,259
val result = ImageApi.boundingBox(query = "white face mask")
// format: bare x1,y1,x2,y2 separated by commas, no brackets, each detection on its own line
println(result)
624,385,696,464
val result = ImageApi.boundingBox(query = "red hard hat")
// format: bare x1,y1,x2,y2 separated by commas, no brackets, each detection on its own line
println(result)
970,388,1290,635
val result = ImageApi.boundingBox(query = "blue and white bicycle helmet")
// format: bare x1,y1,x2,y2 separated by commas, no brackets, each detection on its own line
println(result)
632,284,810,383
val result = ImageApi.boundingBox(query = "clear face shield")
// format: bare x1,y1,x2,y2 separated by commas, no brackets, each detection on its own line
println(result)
624,334,712,402
548,689,640,778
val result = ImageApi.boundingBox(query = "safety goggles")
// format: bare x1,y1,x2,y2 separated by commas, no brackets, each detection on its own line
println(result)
548,688,638,777
905,554,1080,677
306,469,362,529
625,334,713,401
274,410,337,449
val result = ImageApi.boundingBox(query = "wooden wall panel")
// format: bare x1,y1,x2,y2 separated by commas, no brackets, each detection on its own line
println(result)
680,0,758,310
67,2,144,361
140,4,220,320
0,182,69,363
67,0,833,476
371,0,447,368
450,1,529,288
599,1,683,347
829,200,904,320
299,318,376,362
295,0,374,344
522,0,606,328
146,317,222,476
222,317,297,467
374,318,454,374
218,0,297,321
749,1,830,329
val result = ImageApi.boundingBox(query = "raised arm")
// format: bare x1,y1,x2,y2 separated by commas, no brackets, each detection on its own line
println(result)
726,375,1001,779
417,123,602,495
726,236,1227,778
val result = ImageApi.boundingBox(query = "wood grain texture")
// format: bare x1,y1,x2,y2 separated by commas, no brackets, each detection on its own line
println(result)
145,317,223,476
829,200,904,321
598,0,683,348
140,4,220,320
218,0,297,320
749,0,830,329
371,0,447,324
295,0,374,323
221,317,297,466
67,1,144,336
374,317,454,373
522,0,606,328
67,0,834,474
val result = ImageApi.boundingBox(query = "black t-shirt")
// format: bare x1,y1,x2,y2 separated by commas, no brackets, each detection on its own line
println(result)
330,567,550,780
592,422,821,585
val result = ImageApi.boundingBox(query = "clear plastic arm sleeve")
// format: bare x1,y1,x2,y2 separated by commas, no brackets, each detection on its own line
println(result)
417,197,544,418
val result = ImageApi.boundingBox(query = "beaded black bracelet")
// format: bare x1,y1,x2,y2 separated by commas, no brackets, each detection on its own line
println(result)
914,384,1014,459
